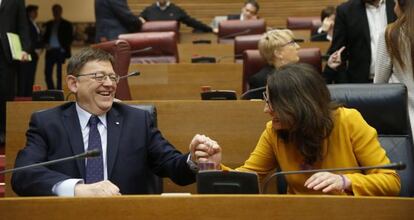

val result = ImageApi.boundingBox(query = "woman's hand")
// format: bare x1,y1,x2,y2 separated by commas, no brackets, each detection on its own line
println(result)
304,172,351,193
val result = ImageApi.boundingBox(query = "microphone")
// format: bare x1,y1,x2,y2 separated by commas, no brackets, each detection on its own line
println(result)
262,162,406,194
130,46,152,55
220,29,251,39
191,54,243,63
216,54,243,63
0,149,101,174
119,71,140,80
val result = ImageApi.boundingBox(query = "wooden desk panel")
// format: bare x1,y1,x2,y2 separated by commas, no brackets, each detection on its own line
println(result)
128,63,242,100
5,100,267,196
299,41,331,55
180,32,218,44
0,195,413,220
178,44,234,63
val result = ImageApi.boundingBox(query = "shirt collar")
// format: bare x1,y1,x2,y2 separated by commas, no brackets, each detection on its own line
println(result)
366,0,385,8
156,1,170,10
76,103,107,130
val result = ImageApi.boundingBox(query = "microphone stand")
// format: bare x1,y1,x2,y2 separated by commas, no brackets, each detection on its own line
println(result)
262,162,406,194
0,149,101,174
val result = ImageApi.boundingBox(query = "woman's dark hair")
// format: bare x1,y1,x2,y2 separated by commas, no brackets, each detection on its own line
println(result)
386,0,414,74
267,63,339,165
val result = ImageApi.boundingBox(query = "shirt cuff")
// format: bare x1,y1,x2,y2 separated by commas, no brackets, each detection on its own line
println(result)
52,179,84,196
186,154,199,172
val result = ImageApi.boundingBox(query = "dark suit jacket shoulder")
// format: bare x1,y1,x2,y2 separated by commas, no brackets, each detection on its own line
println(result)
227,14,241,20
11,102,195,196
95,0,141,41
248,65,275,90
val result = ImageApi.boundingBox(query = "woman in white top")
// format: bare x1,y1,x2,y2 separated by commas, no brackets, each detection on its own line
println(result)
375,0,414,137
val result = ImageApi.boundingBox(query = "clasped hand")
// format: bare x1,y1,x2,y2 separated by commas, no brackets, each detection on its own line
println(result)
189,134,222,169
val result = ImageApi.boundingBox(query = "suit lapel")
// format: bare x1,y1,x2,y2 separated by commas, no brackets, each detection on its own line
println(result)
106,106,123,179
0,0,8,11
62,103,86,178
358,1,371,46
385,0,397,23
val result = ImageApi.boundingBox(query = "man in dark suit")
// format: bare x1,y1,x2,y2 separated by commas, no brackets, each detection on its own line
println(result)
325,0,396,83
140,0,212,32
95,0,144,42
0,0,30,145
43,4,73,90
17,4,42,97
11,47,221,196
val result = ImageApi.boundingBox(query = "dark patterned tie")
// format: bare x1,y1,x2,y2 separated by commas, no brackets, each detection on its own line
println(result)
85,115,104,184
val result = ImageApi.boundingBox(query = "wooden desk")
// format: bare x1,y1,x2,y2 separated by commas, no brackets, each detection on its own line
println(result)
299,41,331,55
128,63,242,100
178,44,234,63
0,195,413,220
5,100,267,196
180,32,218,44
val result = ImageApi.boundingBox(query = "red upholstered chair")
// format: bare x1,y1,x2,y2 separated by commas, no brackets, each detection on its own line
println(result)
234,34,262,62
119,32,179,63
286,16,321,30
91,39,132,100
311,19,322,35
242,48,322,92
298,47,322,73
141,21,179,40
242,50,266,93
218,19,266,44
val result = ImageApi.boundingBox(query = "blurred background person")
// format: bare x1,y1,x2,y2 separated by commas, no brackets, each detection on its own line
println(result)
248,29,300,90
325,0,397,83
17,4,42,97
211,0,260,33
140,0,212,32
43,4,73,90
374,0,414,140
311,6,335,42
226,63,400,196
95,0,145,42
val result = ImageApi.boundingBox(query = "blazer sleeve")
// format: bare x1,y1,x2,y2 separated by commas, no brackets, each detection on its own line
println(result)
16,0,31,52
176,6,212,32
109,0,142,32
325,6,348,73
144,111,196,186
11,112,74,196
344,109,401,196
374,31,393,83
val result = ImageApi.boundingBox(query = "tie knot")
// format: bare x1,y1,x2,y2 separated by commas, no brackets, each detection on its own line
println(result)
89,115,100,127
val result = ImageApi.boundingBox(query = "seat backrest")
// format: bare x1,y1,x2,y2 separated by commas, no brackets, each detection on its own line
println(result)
234,34,262,62
242,49,322,92
91,39,132,100
119,32,179,64
141,21,179,34
218,19,266,44
298,48,322,73
328,83,414,197
286,16,321,30
128,104,163,194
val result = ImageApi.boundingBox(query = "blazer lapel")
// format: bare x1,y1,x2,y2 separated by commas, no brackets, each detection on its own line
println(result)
106,106,123,179
357,1,371,46
385,0,397,23
62,103,86,178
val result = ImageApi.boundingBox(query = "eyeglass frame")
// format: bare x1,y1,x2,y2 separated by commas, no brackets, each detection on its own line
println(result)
76,71,120,84
262,91,274,112
280,40,297,48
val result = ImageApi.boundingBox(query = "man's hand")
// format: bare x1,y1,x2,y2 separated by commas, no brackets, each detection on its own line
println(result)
21,51,30,62
189,134,222,169
74,180,121,197
327,46,345,70
304,172,351,193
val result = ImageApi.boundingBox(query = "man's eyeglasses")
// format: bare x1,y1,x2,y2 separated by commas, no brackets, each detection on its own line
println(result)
77,72,120,83
262,91,273,112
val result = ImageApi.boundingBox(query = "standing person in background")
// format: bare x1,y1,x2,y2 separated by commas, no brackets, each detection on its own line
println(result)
43,4,73,90
325,0,397,83
374,0,414,140
0,0,30,145
18,4,42,97
95,0,145,42
140,0,212,32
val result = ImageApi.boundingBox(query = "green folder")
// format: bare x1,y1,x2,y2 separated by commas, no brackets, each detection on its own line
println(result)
6,32,32,61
